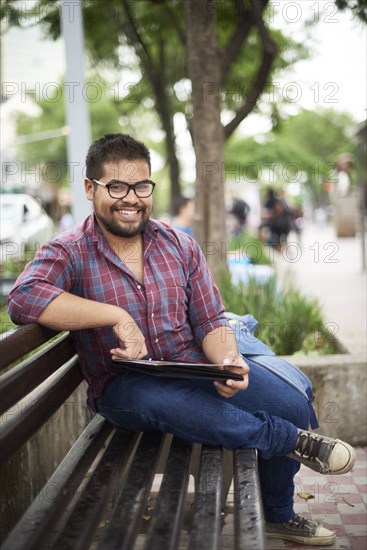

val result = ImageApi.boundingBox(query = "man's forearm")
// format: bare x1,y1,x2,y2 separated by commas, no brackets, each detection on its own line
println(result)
38,292,131,331
202,325,239,364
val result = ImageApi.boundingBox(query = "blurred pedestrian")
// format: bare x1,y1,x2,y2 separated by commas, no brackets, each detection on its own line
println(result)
228,197,250,236
335,153,354,197
171,196,195,236
259,188,292,251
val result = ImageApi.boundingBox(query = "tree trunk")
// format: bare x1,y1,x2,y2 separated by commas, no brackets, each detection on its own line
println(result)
184,0,226,280
153,77,181,213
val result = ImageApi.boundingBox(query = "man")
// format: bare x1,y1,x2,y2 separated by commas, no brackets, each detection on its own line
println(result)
7,134,355,546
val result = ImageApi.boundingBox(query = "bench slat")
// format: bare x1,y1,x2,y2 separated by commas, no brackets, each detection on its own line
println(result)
143,436,193,550
97,431,166,550
189,446,223,550
233,448,265,550
0,324,59,370
0,333,75,415
1,415,114,550
51,429,141,550
0,359,83,466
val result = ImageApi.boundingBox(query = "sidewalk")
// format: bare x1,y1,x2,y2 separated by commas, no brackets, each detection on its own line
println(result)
274,222,367,357
221,447,367,550
258,222,367,549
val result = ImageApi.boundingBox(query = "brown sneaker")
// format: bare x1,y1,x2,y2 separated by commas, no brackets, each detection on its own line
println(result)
288,429,356,475
266,514,337,546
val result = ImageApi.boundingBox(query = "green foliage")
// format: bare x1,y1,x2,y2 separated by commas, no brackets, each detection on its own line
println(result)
217,271,338,356
0,307,16,334
227,231,270,265
3,1,313,190
224,107,357,203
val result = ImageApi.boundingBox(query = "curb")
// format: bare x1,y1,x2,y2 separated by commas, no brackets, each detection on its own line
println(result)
284,353,367,445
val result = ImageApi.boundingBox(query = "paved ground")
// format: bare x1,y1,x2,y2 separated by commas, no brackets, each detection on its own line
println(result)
221,447,367,550
260,222,367,549
275,222,367,357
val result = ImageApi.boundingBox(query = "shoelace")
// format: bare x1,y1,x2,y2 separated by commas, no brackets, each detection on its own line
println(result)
295,432,323,461
288,514,320,529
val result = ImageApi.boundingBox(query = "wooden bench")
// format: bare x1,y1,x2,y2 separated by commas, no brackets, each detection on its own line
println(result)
0,324,265,549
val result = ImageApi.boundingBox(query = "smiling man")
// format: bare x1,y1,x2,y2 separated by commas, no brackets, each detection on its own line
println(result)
7,134,355,546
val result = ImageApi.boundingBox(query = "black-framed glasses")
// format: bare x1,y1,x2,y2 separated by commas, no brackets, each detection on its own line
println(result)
92,178,156,199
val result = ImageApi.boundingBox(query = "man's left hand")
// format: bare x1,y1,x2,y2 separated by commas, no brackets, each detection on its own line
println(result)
213,351,249,398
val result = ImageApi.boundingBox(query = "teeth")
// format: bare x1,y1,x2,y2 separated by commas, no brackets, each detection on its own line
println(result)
118,210,138,215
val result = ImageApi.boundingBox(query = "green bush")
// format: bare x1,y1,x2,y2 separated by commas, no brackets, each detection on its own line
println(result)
0,254,33,332
227,231,270,265
0,307,16,334
217,269,338,356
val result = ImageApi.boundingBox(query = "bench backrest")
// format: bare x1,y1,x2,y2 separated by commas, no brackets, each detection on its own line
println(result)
0,324,82,466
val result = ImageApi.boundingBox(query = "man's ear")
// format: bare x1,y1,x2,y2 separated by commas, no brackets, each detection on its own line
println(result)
84,179,94,201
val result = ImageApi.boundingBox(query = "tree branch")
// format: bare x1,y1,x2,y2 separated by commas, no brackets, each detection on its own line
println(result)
220,0,269,83
224,0,277,139
220,0,253,82
166,4,186,45
118,0,152,65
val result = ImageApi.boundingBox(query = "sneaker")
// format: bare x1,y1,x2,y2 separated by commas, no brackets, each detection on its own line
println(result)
288,429,356,475
266,514,336,546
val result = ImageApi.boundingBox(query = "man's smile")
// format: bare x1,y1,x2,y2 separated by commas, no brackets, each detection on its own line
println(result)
113,206,143,222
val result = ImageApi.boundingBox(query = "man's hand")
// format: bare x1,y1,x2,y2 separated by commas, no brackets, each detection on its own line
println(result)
110,316,147,360
213,351,249,398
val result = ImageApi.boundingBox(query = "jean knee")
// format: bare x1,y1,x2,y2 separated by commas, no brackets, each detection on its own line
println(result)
278,395,310,429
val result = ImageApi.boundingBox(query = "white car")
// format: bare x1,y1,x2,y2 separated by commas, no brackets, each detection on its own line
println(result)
0,194,55,263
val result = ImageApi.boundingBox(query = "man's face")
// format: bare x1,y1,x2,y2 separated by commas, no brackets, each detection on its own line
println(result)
85,159,153,238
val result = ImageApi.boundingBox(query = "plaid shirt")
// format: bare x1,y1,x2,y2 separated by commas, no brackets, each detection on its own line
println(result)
8,215,230,408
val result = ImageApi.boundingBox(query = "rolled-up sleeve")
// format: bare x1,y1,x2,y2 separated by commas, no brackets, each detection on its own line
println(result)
7,241,75,324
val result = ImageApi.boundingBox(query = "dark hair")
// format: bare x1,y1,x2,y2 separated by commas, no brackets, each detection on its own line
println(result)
173,196,193,216
85,134,151,180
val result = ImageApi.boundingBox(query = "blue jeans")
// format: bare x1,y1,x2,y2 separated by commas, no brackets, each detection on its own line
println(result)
96,357,314,523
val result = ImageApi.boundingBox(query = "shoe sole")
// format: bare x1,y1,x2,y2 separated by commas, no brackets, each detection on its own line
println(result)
266,532,337,546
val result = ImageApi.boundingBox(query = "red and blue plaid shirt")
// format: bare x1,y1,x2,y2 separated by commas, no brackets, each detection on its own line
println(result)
8,215,230,408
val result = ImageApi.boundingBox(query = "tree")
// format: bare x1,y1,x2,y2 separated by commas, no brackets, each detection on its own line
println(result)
2,0,362,277
184,0,225,263
1,2,306,227
224,107,357,206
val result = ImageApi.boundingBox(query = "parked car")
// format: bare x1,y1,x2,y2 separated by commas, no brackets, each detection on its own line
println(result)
0,194,55,263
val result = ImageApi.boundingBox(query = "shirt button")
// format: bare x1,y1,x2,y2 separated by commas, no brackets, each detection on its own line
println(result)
137,284,141,290
155,338,159,343
160,358,164,360
151,313,155,317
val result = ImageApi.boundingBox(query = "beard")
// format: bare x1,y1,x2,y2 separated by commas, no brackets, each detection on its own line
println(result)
94,204,150,238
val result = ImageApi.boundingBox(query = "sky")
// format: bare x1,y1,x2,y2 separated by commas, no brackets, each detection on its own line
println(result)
1,0,366,154
270,0,367,120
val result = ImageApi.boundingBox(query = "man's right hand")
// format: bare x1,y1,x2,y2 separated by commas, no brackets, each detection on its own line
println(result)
110,316,147,360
